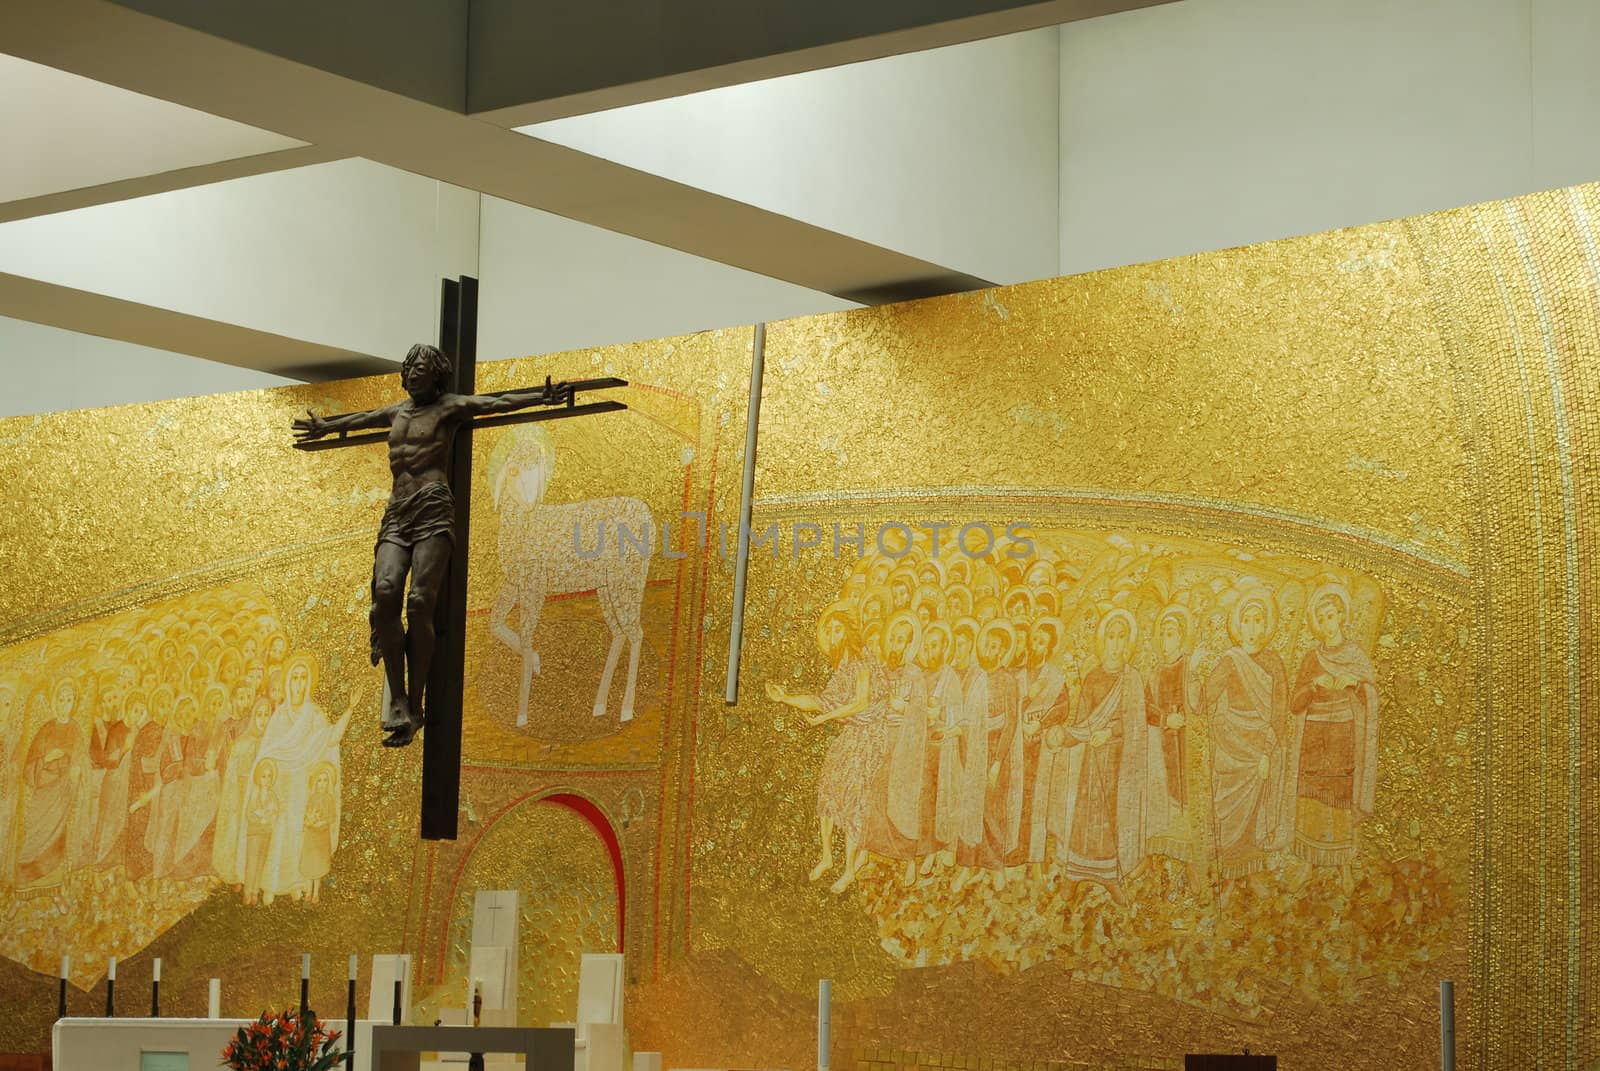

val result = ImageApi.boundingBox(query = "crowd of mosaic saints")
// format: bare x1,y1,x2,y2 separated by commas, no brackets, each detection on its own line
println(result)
768,531,1381,904
0,590,352,923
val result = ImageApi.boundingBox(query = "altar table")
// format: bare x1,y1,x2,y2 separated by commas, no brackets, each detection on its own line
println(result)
371,1025,574,1071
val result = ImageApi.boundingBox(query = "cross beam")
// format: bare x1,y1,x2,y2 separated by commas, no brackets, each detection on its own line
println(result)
291,379,627,451
290,388,629,451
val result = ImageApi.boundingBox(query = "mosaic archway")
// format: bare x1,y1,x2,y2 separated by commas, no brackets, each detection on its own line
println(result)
423,796,622,1027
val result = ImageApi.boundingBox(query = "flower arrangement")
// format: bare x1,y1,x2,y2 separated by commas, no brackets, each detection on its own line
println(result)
221,1009,344,1071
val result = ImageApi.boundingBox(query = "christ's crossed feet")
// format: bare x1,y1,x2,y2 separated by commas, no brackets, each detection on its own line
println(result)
381,693,424,748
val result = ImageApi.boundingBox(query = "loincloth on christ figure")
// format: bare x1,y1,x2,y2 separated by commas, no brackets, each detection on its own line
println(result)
376,482,457,549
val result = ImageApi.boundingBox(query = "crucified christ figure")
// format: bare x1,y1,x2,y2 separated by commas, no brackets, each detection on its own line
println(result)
293,343,572,747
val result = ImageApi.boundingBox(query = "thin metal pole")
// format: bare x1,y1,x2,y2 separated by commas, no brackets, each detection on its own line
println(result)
725,322,766,704
1440,979,1456,1071
817,979,831,1071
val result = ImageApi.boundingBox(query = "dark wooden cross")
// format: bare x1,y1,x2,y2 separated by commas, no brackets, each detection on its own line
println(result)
293,276,627,839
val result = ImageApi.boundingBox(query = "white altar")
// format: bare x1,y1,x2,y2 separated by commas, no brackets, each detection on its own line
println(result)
51,1016,387,1071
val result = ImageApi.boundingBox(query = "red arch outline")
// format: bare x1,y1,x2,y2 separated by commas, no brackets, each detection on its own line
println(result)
541,792,626,949
436,790,625,980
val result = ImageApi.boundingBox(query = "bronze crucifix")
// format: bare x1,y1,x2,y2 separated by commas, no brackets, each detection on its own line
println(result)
292,342,626,749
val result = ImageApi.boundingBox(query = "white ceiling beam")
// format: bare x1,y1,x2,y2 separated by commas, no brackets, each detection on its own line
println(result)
0,0,1170,377
1,0,996,305
0,273,393,381
0,145,338,224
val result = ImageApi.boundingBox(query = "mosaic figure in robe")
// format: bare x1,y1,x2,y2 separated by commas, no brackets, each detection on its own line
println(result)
87,690,134,871
125,689,165,881
947,616,989,894
766,606,891,894
250,653,353,904
1019,616,1070,883
919,621,965,878
214,696,274,893
1290,581,1379,893
16,679,90,888
1057,608,1148,905
1143,604,1204,891
1202,583,1293,896
881,611,931,885
978,619,1023,886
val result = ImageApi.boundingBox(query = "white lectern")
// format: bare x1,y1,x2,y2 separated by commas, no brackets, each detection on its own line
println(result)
368,954,414,1024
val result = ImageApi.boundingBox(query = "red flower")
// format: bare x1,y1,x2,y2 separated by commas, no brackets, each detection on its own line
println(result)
222,1009,345,1071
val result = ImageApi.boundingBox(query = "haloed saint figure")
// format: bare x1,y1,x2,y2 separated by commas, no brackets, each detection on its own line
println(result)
293,344,571,746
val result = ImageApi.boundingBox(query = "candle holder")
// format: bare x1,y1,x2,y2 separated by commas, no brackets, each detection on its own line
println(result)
345,977,357,1068
57,956,71,1021
468,983,485,1071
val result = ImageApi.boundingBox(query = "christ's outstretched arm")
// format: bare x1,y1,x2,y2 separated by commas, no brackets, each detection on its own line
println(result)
451,376,574,417
293,402,402,442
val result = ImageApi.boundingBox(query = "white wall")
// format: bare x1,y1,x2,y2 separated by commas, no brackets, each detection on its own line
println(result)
476,197,854,363
0,158,480,362
0,315,291,418
1058,0,1600,275
526,28,1062,286
1530,0,1600,193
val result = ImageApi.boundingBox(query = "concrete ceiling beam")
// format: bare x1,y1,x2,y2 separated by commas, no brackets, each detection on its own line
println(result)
0,0,1165,374
0,273,394,381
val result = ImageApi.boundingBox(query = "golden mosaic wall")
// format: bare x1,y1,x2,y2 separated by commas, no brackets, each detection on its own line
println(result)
668,185,1598,1071
0,326,753,1053
1403,188,1600,1070
2,183,1599,1071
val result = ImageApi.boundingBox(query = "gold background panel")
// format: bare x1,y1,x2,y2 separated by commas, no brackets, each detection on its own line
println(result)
0,376,395,630
755,226,1470,561
1402,183,1600,1071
